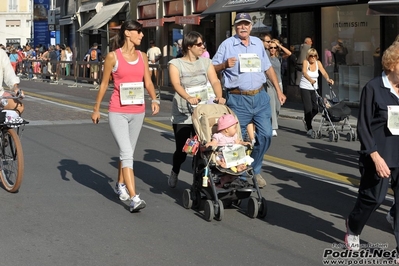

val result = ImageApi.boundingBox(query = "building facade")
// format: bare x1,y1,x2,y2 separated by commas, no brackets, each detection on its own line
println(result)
0,0,32,47
52,0,399,104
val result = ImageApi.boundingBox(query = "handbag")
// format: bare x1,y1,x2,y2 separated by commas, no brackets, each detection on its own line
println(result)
182,135,200,155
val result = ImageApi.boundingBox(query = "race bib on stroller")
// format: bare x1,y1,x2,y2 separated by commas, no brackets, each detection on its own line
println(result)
222,144,248,168
387,105,399,135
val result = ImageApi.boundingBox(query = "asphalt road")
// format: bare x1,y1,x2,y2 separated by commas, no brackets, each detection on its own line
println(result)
0,79,395,266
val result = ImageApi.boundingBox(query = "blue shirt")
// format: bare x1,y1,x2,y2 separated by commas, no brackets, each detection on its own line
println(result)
212,35,272,91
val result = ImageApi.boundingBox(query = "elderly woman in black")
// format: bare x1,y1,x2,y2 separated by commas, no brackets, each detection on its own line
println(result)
345,42,399,257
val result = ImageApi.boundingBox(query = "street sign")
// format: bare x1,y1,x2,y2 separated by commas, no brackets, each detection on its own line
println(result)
48,9,56,24
48,24,55,31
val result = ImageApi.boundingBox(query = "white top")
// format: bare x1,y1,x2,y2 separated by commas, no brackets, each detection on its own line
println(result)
299,60,319,90
146,46,161,64
65,51,73,61
0,49,19,95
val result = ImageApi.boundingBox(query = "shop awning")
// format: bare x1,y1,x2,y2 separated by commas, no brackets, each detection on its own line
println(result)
201,0,273,16
59,16,74,26
77,2,103,13
368,0,399,14
78,1,129,32
267,0,358,9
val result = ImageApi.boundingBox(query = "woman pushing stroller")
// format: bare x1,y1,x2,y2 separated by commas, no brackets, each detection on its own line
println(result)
168,31,225,188
299,48,334,136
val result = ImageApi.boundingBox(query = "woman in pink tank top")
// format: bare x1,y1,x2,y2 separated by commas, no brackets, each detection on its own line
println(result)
91,20,160,213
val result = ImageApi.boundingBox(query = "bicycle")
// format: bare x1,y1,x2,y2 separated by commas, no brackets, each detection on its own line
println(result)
0,92,28,192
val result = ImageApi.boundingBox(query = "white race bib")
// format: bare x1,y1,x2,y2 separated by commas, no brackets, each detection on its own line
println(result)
239,53,261,73
120,82,144,105
222,144,248,168
387,105,399,135
185,84,208,105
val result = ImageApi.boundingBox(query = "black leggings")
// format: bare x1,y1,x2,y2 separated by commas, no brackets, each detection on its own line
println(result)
300,88,318,130
172,123,195,174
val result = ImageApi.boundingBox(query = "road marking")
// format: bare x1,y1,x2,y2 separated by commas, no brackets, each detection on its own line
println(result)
24,92,360,188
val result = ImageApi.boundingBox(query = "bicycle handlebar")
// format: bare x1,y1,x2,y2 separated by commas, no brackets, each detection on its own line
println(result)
0,89,24,100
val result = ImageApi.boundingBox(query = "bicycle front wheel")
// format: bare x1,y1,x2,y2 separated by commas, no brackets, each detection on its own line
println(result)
0,128,24,192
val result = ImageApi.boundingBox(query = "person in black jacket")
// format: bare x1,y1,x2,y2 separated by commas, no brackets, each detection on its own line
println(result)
345,42,399,257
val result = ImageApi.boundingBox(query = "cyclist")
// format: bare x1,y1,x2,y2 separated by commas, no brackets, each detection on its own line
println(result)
0,48,24,114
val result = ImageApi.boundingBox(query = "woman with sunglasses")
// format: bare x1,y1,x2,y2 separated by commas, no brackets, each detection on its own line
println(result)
91,20,160,213
267,39,292,137
167,31,225,188
299,48,334,136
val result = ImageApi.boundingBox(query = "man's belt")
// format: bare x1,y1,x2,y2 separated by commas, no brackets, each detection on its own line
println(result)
228,87,263,96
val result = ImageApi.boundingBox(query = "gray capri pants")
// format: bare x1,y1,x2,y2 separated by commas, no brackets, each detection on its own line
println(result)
108,112,145,169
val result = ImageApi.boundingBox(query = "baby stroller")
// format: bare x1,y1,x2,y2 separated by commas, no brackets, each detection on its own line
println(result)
311,85,356,142
182,104,267,221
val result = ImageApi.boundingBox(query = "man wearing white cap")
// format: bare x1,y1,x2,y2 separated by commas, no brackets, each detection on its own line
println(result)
212,13,286,188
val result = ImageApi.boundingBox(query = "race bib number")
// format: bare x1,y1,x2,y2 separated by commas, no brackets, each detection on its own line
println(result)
120,82,144,105
185,84,208,104
387,105,399,135
222,144,248,168
239,53,261,73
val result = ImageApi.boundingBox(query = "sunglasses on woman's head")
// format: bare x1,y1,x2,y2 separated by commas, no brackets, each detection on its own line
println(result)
269,46,278,50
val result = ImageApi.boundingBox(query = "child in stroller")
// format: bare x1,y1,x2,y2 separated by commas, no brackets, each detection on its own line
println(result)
182,104,267,221
205,114,254,187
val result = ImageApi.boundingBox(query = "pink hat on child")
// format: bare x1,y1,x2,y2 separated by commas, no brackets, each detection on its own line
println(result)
217,114,238,131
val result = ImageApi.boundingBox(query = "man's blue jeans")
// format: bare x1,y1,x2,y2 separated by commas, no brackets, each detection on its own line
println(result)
226,89,272,175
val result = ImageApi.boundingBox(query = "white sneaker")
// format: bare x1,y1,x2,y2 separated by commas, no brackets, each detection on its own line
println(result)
115,183,130,201
386,212,394,229
307,129,314,136
168,170,178,188
272,130,277,137
129,195,146,212
345,219,360,251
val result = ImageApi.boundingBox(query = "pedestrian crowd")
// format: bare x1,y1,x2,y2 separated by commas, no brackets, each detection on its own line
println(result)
0,42,105,85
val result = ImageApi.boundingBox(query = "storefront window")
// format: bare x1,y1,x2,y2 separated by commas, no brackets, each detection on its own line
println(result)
321,4,380,102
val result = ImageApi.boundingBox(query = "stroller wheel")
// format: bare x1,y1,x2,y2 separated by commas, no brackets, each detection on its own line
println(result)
317,130,322,139
258,197,268,219
182,189,193,209
214,199,224,221
328,131,335,142
346,132,353,142
335,133,339,142
247,196,259,219
204,200,214,222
